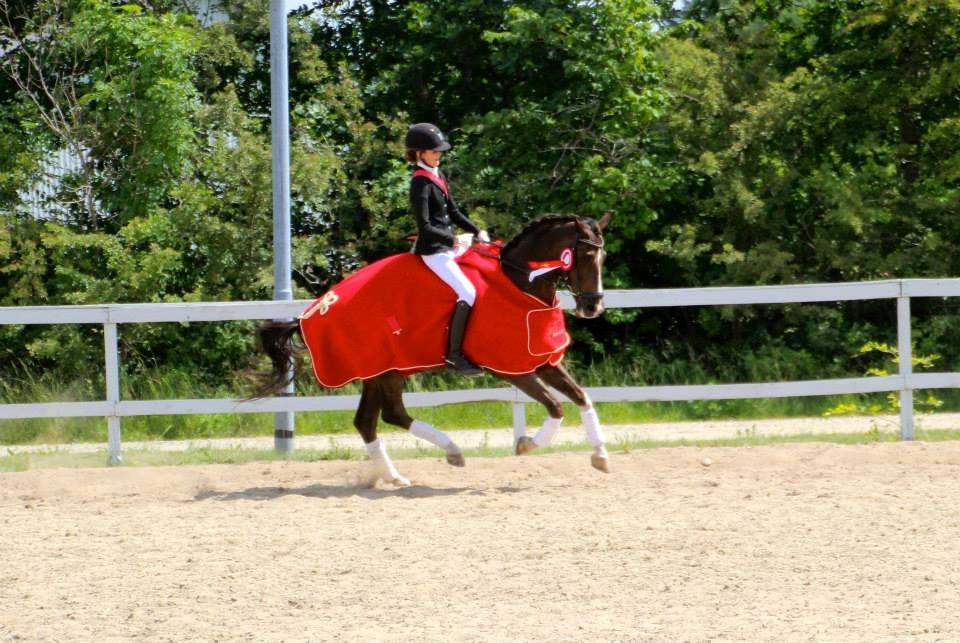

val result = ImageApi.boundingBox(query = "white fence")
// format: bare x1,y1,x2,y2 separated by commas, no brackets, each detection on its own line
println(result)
4,278,960,464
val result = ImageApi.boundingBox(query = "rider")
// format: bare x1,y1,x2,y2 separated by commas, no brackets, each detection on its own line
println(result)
405,122,489,376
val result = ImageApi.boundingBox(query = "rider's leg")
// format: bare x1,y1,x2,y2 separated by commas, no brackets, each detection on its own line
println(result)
420,252,481,375
444,301,481,375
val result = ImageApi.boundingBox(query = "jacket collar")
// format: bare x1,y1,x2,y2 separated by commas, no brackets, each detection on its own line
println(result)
416,161,440,177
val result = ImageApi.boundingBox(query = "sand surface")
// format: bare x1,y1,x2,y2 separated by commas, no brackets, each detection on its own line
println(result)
3,442,960,642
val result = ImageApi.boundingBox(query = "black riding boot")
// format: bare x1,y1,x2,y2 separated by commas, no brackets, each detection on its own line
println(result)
445,301,483,376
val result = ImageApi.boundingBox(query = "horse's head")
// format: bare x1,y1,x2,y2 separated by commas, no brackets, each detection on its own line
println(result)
567,212,610,319
501,212,611,319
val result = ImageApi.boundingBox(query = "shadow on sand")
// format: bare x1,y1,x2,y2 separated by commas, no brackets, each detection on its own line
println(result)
192,482,515,502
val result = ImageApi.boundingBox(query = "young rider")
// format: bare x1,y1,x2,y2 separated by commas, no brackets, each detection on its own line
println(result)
405,122,489,376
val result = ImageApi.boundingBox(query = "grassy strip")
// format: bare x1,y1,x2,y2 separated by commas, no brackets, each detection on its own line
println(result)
4,395,952,446
4,428,960,473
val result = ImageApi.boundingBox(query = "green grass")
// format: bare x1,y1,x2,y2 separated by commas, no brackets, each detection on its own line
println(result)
5,427,960,473
0,396,918,446
3,391,956,446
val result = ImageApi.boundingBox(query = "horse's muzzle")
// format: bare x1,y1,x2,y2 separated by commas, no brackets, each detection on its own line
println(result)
573,292,605,319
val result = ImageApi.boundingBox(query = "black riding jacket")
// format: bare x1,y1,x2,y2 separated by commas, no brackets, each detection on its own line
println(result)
410,171,480,255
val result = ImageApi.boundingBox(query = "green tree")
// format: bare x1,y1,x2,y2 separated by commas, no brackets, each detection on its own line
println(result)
650,0,960,285
0,0,201,227
640,0,960,381
0,0,406,380
462,0,671,232
298,0,671,240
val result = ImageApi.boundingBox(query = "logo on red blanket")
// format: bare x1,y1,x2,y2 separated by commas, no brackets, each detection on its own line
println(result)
300,290,339,319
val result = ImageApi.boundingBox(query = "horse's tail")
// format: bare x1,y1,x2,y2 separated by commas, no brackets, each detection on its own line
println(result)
249,320,306,398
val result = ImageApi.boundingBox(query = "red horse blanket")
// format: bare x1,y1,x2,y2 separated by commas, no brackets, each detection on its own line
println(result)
299,245,569,388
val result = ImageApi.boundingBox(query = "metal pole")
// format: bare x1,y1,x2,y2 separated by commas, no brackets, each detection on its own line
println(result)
270,0,294,455
104,322,123,465
897,296,914,440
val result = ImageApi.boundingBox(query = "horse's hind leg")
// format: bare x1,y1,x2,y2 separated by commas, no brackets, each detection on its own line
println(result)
537,364,610,473
356,377,410,486
378,372,465,467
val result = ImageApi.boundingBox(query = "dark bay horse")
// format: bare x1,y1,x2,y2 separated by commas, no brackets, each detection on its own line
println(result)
257,213,611,485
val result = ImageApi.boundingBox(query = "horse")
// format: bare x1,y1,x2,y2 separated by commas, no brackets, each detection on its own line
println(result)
255,212,611,486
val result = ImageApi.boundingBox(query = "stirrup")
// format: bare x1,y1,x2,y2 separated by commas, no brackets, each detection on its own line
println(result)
445,354,483,376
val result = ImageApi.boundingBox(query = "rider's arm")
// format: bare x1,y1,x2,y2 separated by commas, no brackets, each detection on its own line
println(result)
447,195,480,236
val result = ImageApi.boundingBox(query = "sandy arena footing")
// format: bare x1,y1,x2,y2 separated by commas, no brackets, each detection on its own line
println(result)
2,440,960,641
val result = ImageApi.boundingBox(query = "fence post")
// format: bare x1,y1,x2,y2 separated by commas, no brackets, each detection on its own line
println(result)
897,295,914,440
104,322,123,465
270,0,295,456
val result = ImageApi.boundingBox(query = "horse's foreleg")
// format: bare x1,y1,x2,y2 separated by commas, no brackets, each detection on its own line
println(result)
536,364,610,473
504,373,565,455
356,377,410,486
378,372,464,467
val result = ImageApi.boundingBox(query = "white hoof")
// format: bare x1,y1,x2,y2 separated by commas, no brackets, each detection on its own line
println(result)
372,461,411,487
385,474,412,487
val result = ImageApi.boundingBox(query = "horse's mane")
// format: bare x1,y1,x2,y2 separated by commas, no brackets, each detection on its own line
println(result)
501,214,582,257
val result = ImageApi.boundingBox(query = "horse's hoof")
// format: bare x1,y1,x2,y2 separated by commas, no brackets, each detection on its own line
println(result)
387,475,412,487
515,436,537,456
446,452,466,467
590,454,611,473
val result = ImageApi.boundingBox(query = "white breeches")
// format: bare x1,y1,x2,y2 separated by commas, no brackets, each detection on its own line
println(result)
421,251,477,305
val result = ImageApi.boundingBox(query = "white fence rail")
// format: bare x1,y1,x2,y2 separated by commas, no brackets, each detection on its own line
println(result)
3,278,960,464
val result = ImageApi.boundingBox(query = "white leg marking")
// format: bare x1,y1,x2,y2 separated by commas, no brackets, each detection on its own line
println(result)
410,419,455,451
533,416,563,447
581,404,608,458
365,438,410,486
411,419,463,466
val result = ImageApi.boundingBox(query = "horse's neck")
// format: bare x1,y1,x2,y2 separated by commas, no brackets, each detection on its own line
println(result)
505,260,559,303
501,226,571,304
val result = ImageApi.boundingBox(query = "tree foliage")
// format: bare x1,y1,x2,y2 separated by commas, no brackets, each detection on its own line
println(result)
3,0,960,386
1,0,200,227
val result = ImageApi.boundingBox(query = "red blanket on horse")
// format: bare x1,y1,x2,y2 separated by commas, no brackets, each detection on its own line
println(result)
299,245,569,388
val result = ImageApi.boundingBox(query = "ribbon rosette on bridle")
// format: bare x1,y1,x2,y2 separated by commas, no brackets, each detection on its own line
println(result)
526,247,574,282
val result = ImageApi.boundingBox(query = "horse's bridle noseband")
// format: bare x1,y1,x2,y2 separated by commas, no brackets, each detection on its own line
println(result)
568,236,605,307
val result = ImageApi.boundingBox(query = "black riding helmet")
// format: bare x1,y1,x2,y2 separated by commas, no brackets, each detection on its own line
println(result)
405,123,451,151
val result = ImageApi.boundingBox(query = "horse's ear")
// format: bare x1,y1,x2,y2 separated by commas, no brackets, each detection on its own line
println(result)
598,211,612,231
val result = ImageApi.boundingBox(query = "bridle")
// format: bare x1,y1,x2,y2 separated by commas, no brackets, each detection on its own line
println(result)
567,236,605,308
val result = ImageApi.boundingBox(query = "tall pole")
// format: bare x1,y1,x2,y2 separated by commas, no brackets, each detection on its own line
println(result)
270,0,294,454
